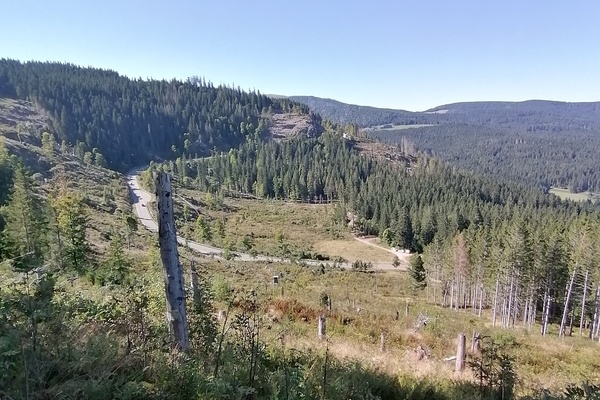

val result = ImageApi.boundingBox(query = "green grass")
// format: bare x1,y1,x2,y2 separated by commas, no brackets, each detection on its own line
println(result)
175,187,393,262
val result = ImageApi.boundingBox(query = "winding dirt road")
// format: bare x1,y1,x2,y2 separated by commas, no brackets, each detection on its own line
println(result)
126,173,404,270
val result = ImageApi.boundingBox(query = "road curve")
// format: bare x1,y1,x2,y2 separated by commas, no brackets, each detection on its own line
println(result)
126,172,403,270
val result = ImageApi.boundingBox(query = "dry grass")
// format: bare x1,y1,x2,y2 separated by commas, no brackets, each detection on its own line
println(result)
313,238,394,262
550,187,598,203
193,256,600,396
177,188,396,262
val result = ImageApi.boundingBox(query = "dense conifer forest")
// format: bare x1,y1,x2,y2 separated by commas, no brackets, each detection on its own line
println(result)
289,96,600,192
0,59,313,170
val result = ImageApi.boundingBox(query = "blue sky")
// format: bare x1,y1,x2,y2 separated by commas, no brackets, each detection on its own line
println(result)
2,0,599,111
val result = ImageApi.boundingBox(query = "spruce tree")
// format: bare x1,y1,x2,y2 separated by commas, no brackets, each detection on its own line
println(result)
409,254,427,289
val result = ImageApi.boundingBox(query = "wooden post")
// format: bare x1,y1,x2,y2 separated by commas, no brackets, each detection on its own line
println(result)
156,172,189,352
471,331,481,355
327,296,332,312
318,315,326,340
380,333,385,353
455,333,466,372
405,302,410,316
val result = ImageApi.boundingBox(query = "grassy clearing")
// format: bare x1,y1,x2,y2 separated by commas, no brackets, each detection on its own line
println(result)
313,238,394,262
176,187,393,262
191,256,600,397
550,187,598,202
365,124,435,131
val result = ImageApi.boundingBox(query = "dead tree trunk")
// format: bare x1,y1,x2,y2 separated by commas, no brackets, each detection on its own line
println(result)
492,277,499,327
455,333,466,372
591,285,600,340
560,268,577,338
541,285,549,335
156,172,189,351
580,269,589,336
318,315,326,340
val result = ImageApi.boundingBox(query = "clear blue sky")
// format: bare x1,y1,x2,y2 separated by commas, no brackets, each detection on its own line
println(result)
2,0,599,111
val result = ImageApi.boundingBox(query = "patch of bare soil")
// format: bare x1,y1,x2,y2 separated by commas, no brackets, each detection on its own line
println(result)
266,112,322,140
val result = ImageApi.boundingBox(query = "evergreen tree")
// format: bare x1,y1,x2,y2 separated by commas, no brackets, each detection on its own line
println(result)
409,254,427,289
1,164,47,270
51,187,89,272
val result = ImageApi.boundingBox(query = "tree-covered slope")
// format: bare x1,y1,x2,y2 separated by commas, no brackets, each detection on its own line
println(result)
290,95,600,130
288,95,425,127
287,96,600,192
0,60,317,170
370,123,600,192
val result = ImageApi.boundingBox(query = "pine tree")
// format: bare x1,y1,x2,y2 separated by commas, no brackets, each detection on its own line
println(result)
409,254,427,289
101,233,131,285
51,187,89,272
1,164,47,270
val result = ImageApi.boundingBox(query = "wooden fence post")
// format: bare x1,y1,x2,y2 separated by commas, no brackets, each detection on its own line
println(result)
456,333,466,372
318,315,327,340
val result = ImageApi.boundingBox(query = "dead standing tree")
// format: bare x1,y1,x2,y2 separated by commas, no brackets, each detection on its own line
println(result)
156,172,190,351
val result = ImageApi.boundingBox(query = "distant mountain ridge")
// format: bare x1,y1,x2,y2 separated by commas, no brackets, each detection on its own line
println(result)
288,96,421,127
289,95,600,130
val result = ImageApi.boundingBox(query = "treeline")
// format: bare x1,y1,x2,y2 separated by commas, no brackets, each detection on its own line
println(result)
292,96,600,131
157,133,595,252
288,95,427,127
369,124,600,192
0,59,313,170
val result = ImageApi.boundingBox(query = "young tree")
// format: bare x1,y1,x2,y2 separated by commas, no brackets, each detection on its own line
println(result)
1,164,47,270
101,233,131,285
409,254,427,289
51,187,89,272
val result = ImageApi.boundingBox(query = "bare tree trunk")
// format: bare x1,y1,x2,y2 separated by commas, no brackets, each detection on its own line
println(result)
529,294,536,331
541,285,548,335
156,172,189,351
456,333,466,372
433,266,439,305
506,271,514,328
511,276,519,329
472,278,478,314
560,268,577,338
580,269,589,336
522,298,529,328
591,285,600,340
478,283,483,317
493,277,499,327
450,280,455,311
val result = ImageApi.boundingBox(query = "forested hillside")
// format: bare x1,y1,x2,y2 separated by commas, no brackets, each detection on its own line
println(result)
0,60,319,170
370,124,600,192
156,132,600,382
288,96,600,192
288,96,425,126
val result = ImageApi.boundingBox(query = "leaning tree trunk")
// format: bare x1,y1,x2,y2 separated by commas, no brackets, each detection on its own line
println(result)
580,269,589,336
156,172,190,352
559,268,577,338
